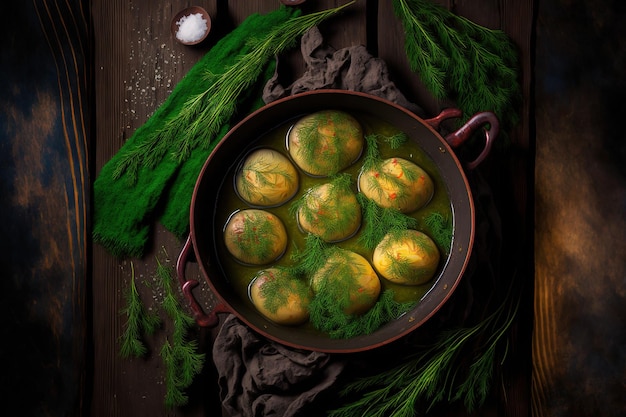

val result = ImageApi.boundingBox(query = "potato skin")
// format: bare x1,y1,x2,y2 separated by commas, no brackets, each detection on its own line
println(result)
235,148,299,207
372,229,440,285
223,209,288,265
359,157,434,213
249,268,311,325
288,110,364,176
311,249,381,315
297,182,362,242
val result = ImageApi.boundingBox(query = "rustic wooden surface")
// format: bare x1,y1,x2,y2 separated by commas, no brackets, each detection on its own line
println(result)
0,1,90,416
5,0,625,416
89,1,534,416
532,1,626,416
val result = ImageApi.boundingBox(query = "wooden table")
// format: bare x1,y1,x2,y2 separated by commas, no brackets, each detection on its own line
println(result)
5,0,625,416
89,1,534,416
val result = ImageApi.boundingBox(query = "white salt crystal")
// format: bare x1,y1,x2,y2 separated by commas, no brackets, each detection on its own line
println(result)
175,13,208,43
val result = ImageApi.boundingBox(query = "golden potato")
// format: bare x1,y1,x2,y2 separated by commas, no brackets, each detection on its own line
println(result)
372,229,440,285
297,181,361,242
224,209,288,265
236,148,299,206
311,249,381,315
288,110,364,176
249,268,312,325
358,157,434,213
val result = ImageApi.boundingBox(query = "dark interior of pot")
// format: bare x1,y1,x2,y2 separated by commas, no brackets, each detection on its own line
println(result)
190,90,474,353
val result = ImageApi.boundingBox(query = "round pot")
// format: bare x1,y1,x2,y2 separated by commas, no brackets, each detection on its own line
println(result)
177,90,498,353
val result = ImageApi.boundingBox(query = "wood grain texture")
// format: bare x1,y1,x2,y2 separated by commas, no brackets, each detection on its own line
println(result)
532,1,626,416
90,1,533,416
0,0,90,416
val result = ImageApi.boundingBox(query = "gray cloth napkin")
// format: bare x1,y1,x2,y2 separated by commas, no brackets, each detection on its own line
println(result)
263,26,424,116
213,26,423,417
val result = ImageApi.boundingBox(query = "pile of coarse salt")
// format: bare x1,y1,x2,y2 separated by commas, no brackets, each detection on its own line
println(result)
175,13,208,43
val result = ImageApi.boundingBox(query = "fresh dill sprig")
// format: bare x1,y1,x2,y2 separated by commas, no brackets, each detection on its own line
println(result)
393,0,521,135
156,257,205,409
119,261,161,358
113,2,356,182
357,193,418,250
328,287,521,417
311,290,415,339
424,211,452,255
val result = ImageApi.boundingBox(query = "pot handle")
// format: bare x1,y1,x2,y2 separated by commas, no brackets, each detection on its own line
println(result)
176,235,230,327
444,111,499,170
424,108,463,130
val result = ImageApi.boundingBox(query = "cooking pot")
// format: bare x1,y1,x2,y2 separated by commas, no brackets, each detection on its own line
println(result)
177,90,498,353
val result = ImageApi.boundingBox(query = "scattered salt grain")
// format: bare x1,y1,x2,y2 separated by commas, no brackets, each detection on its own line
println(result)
175,13,208,43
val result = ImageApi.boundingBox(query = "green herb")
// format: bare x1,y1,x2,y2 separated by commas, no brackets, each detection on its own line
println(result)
292,110,362,175
113,2,355,182
311,289,415,339
357,134,419,249
119,261,161,358
328,287,521,417
383,132,408,150
235,213,280,261
156,258,205,409
393,0,520,134
257,268,310,314
291,173,360,240
357,193,418,250
237,154,297,205
424,211,452,254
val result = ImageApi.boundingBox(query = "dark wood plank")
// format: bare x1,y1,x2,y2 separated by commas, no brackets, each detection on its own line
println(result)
0,0,90,416
91,1,218,416
532,1,626,416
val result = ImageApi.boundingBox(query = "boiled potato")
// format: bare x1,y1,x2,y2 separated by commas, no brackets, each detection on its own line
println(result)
236,148,299,206
288,110,364,176
224,209,288,265
372,229,440,285
297,181,361,242
358,157,434,213
249,268,312,325
311,249,380,315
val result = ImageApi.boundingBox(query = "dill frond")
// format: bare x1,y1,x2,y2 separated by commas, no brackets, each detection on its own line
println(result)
393,0,521,138
328,286,521,417
119,261,161,358
114,2,356,182
156,258,205,409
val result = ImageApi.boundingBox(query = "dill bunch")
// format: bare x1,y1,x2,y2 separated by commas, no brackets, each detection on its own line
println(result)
113,1,355,182
393,0,521,134
156,258,205,409
119,262,161,358
311,289,415,339
328,287,521,417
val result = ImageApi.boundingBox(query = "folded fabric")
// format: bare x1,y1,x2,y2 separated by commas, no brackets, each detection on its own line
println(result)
213,315,345,417
214,26,423,417
93,8,295,258
263,26,424,116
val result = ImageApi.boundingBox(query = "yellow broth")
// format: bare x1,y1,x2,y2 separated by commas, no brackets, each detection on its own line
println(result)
211,111,453,326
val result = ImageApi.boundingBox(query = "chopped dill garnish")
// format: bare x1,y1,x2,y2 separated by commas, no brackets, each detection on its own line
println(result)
291,174,361,242
383,132,408,149
311,290,415,339
357,193,418,250
424,211,452,255
291,111,363,175
236,213,280,261
255,267,310,315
